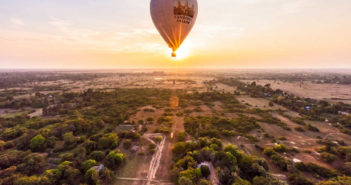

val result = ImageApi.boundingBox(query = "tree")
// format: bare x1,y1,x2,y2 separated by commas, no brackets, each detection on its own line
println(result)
89,151,105,162
233,177,251,185
200,165,210,178
100,167,113,183
85,168,100,185
63,132,76,148
57,161,80,184
173,142,186,157
84,140,97,153
178,176,193,185
30,134,46,151
0,140,5,151
41,169,60,185
179,168,196,182
253,176,269,185
105,151,125,169
0,150,26,170
82,159,97,172
98,133,118,150
199,179,210,185
14,175,42,185
18,153,45,175
195,168,202,180
177,132,186,142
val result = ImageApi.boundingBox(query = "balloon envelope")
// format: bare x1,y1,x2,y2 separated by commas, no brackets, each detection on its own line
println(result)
150,0,198,57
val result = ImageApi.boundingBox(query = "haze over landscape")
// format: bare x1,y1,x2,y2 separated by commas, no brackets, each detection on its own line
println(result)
1,0,351,69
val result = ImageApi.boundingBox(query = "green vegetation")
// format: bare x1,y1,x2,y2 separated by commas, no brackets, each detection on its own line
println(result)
184,115,261,138
171,137,285,185
0,88,173,184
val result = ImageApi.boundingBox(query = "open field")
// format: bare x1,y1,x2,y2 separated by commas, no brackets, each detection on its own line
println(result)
241,80,351,104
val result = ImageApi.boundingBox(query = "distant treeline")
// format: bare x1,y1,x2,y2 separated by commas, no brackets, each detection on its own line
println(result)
0,72,115,88
229,73,351,84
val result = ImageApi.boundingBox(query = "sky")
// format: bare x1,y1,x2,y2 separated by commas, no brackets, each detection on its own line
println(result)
1,0,351,69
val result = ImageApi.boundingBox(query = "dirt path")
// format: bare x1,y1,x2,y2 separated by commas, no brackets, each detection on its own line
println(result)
143,133,166,185
155,114,185,181
116,177,173,184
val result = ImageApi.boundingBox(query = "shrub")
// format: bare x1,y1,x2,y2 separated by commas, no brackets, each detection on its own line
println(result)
155,136,163,143
317,176,351,185
273,144,288,153
306,124,320,132
287,173,313,185
320,152,337,163
295,127,305,132
295,162,337,178
123,139,132,149
342,162,351,176
271,154,287,170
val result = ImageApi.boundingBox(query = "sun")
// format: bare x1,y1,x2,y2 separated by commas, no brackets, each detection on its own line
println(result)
171,41,192,61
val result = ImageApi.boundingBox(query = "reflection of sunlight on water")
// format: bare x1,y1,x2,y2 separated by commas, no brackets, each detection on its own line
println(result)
171,41,191,61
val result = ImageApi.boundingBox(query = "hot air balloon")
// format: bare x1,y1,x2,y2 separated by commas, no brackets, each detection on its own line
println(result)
150,0,198,57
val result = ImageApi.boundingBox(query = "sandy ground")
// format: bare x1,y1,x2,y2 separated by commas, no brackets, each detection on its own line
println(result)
215,83,237,93
237,95,286,110
241,80,351,104
29,108,43,117
259,113,351,169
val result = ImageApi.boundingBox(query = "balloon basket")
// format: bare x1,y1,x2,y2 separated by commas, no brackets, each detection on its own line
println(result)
171,52,177,57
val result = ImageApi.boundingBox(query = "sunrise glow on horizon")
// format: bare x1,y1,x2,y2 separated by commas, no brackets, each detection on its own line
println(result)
1,0,351,69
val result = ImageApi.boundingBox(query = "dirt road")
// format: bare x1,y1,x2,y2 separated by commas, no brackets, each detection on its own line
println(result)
144,133,166,185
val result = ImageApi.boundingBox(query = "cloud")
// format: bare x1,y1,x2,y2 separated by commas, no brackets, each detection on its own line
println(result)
47,18,163,53
281,0,309,14
10,18,24,26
